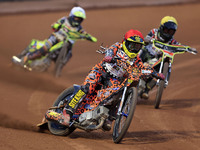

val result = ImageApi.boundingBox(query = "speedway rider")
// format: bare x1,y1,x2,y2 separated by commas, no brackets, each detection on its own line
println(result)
16,6,97,65
139,16,198,99
45,29,165,130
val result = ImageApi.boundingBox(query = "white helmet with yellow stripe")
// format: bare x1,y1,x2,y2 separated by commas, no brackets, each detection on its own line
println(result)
69,7,86,27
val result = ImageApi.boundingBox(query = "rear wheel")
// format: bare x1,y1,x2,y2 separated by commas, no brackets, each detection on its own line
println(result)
112,87,137,143
48,87,76,136
154,62,169,109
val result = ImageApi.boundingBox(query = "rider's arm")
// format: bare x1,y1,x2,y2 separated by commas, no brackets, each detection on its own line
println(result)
133,55,164,80
103,42,120,62
51,17,66,32
144,29,157,45
78,28,97,42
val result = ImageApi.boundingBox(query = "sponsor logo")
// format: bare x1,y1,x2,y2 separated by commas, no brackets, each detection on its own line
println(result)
141,69,151,74
176,47,186,51
155,42,164,48
69,90,85,108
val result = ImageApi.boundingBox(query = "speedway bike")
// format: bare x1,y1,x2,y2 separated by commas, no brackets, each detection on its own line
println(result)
12,26,94,77
38,66,138,143
138,40,197,109
37,46,163,143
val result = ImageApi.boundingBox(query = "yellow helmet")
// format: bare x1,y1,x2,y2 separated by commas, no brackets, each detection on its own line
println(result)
122,29,144,58
161,16,178,26
158,16,178,42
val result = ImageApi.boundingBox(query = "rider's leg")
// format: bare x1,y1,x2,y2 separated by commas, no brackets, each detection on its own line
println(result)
17,46,30,58
142,62,161,99
45,85,88,126
21,34,57,64
98,77,123,131
46,64,103,126
63,71,102,125
142,78,157,99
64,66,103,121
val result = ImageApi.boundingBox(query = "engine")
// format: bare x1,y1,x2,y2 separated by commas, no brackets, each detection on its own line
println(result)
78,105,109,126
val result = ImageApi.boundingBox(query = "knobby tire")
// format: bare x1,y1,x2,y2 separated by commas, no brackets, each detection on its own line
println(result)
112,87,137,143
154,62,169,109
54,43,68,78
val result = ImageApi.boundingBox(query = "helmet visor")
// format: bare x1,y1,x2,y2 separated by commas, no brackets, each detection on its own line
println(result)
163,22,177,36
163,27,176,36
126,41,143,53
71,16,83,27
74,16,83,22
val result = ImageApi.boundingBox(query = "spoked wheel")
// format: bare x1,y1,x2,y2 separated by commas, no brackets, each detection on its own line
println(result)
54,42,69,78
112,87,138,143
154,62,169,109
48,87,76,136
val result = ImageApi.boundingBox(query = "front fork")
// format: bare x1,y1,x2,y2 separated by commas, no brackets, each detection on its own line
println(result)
157,59,171,88
117,86,127,116
165,62,172,87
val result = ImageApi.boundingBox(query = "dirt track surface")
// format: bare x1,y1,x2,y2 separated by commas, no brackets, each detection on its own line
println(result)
0,3,200,150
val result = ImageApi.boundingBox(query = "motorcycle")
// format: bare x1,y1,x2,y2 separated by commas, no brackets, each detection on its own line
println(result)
37,46,162,143
138,40,197,109
12,26,95,77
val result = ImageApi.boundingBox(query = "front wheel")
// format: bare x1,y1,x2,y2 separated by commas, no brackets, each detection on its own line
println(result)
112,87,138,143
54,42,69,78
48,87,76,136
154,62,169,109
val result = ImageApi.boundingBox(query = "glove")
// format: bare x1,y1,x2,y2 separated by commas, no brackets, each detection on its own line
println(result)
51,23,62,32
86,35,97,42
103,56,113,63
188,47,198,54
152,71,165,80
158,73,165,80
144,36,155,44
90,36,97,42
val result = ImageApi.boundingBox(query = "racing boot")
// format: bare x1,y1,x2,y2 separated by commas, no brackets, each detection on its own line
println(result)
24,46,48,63
102,119,112,131
46,86,87,126
12,47,47,67
141,88,150,99
45,108,71,126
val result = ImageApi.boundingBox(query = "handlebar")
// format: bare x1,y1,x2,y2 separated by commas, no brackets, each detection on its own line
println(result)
187,47,198,55
152,40,198,55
